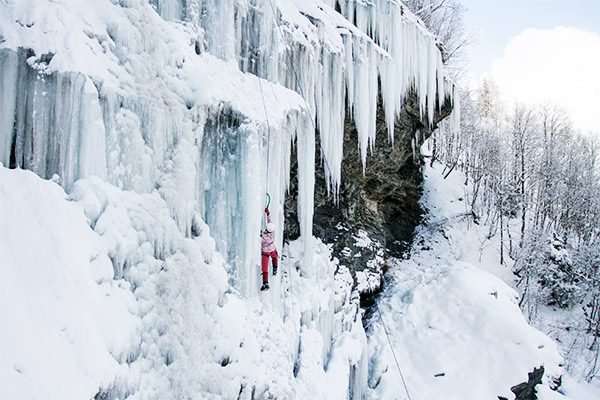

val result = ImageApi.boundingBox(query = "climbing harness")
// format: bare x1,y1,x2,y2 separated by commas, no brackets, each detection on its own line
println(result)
264,1,413,398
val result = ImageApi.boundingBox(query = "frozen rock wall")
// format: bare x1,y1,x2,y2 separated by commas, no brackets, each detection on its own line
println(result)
0,0,456,297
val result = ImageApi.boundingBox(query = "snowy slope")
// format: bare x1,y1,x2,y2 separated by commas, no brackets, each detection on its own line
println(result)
366,161,600,400
0,167,136,399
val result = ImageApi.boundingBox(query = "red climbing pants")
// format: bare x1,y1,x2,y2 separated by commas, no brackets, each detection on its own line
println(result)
261,250,278,283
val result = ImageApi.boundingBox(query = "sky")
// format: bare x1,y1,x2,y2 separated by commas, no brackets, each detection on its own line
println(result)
459,0,600,133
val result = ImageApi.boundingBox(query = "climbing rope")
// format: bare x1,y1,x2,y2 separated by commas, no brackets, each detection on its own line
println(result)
264,1,412,398
339,198,413,400
257,66,272,193
256,50,273,233
362,263,413,400
284,245,298,333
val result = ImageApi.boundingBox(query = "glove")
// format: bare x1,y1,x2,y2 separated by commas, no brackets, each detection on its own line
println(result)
265,208,270,215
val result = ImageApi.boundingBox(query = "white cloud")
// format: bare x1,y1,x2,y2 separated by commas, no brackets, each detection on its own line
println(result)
490,27,600,133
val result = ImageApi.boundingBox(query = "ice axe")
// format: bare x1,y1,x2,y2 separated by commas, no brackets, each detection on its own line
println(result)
262,193,271,230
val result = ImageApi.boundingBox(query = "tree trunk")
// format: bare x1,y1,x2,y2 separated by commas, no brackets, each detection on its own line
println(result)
500,205,504,265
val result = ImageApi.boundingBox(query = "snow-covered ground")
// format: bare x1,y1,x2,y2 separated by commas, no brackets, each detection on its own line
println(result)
366,160,600,400
0,166,136,399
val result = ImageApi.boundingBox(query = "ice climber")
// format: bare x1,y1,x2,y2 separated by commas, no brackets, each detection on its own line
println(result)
260,207,278,291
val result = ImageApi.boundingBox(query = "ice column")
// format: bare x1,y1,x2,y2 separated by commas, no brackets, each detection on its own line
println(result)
78,77,108,182
148,0,185,20
199,110,253,291
198,104,303,295
0,49,107,189
296,117,315,274
315,51,345,196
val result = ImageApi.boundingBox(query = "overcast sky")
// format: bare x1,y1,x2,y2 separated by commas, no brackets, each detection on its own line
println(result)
459,0,600,133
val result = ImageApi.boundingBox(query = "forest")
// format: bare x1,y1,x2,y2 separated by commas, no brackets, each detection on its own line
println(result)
434,79,600,381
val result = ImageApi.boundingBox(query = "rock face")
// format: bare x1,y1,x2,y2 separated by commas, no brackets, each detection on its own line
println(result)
498,366,547,400
285,88,453,295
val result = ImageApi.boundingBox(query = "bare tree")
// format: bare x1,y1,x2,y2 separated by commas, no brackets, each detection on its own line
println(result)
534,103,572,232
432,74,600,377
403,0,475,79
508,104,539,246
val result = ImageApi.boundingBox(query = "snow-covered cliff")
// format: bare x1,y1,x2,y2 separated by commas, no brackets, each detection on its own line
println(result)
0,0,456,286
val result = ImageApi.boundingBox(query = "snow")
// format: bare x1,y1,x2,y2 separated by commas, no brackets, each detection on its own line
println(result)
0,166,136,400
6,156,599,399
370,262,561,399
366,160,600,400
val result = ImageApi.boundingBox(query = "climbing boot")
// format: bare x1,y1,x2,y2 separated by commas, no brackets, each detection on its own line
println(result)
272,266,277,276
260,282,270,291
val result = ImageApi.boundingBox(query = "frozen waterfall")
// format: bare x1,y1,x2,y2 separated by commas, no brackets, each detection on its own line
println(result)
0,0,456,298
0,1,457,397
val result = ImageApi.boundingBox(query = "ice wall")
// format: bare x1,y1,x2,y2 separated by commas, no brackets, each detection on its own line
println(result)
0,48,107,189
0,0,454,291
148,0,455,273
150,0,452,186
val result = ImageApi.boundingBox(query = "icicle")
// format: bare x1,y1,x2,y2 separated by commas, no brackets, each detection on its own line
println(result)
316,50,345,196
379,51,397,144
343,32,355,118
367,40,378,156
78,77,108,183
353,36,371,170
297,117,315,275
437,50,446,113
451,83,461,132
150,0,185,21
427,40,438,126
0,50,18,166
